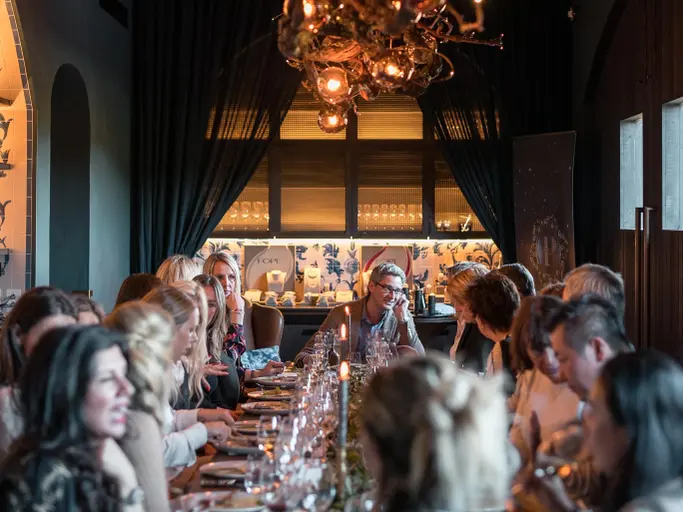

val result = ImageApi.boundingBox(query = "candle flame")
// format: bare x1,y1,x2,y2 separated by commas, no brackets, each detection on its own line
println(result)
340,361,350,380
340,323,347,339
345,305,350,315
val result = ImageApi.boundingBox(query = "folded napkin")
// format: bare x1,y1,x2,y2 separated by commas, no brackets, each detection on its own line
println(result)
241,346,281,370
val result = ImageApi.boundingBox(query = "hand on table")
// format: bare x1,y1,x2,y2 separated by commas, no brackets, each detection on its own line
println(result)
205,421,230,444
256,360,285,378
198,407,235,425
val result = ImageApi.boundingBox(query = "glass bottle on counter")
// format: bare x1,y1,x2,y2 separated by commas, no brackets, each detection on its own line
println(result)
324,331,340,367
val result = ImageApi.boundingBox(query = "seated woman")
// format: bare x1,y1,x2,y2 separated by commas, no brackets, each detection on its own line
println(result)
71,294,105,325
203,252,283,383
508,296,581,465
361,352,513,512
105,301,179,511
465,272,520,384
193,274,241,408
156,254,201,285
0,287,78,459
115,273,163,307
445,262,492,372
142,286,234,430
0,325,143,511
530,350,683,511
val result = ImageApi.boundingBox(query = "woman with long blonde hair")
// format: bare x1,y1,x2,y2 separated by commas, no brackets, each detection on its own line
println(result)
142,286,234,425
192,274,240,408
156,255,201,285
203,252,283,384
361,352,513,512
104,301,173,511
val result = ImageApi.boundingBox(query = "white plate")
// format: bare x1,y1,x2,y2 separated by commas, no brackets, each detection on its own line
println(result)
199,460,249,480
217,440,263,456
232,420,260,435
246,389,293,401
252,374,298,388
171,490,263,511
241,401,290,415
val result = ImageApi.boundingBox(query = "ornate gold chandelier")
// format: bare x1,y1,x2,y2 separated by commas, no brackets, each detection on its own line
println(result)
278,0,503,133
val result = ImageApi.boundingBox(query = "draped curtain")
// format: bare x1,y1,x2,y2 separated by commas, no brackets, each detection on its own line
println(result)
419,48,516,261
132,0,301,272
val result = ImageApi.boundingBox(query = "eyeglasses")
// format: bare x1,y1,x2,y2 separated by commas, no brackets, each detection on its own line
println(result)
373,281,403,296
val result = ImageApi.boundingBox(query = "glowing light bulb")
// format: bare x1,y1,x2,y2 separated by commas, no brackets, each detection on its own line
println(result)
303,1,316,17
386,63,399,76
474,0,483,3
308,23,315,30
326,78,341,91
328,115,339,126
393,1,401,9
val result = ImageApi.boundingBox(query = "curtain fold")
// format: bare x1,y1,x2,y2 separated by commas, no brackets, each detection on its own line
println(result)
132,0,301,273
418,49,516,261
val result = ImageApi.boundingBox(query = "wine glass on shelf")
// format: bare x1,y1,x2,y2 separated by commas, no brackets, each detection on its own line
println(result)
241,201,251,230
252,201,263,231
363,204,371,231
228,203,239,230
380,204,389,230
372,204,380,230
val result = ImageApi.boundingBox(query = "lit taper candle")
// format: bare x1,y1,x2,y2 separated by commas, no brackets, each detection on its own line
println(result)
337,361,350,498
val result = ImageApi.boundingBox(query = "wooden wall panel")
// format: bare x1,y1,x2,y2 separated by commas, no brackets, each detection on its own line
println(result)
586,0,683,353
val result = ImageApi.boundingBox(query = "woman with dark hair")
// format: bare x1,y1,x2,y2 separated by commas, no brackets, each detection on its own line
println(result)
530,350,683,511
71,294,105,325
465,273,520,385
508,296,580,465
0,287,78,459
115,273,163,307
0,325,143,511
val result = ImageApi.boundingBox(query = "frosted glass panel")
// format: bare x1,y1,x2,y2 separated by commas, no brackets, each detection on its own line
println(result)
663,99,683,231
619,115,644,230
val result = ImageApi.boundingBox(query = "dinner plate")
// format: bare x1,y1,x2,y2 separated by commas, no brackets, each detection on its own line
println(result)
217,438,264,456
232,420,260,435
252,374,298,388
246,389,293,401
199,460,249,480
171,490,263,511
241,401,291,415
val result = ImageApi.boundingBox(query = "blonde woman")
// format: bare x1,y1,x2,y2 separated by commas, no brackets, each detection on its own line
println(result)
173,279,238,409
142,286,234,423
445,262,492,373
193,274,241,408
361,352,513,511
203,252,283,383
156,254,201,285
104,302,173,512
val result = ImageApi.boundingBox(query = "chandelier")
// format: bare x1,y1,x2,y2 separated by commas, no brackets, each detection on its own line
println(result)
278,0,503,133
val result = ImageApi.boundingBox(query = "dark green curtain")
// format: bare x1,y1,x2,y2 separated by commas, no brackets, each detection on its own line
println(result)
419,49,515,261
132,0,301,273
418,0,572,262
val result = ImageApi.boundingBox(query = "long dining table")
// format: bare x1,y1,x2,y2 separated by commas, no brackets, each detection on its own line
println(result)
169,388,285,497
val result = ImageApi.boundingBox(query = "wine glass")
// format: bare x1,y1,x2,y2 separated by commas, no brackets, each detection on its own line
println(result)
258,416,281,457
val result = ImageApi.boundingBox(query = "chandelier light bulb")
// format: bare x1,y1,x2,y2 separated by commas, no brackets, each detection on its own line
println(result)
317,106,348,133
303,0,316,18
326,78,342,92
393,1,401,9
385,63,399,76
317,67,351,104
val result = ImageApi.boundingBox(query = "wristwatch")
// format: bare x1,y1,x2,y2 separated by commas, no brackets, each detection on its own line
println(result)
121,486,144,506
